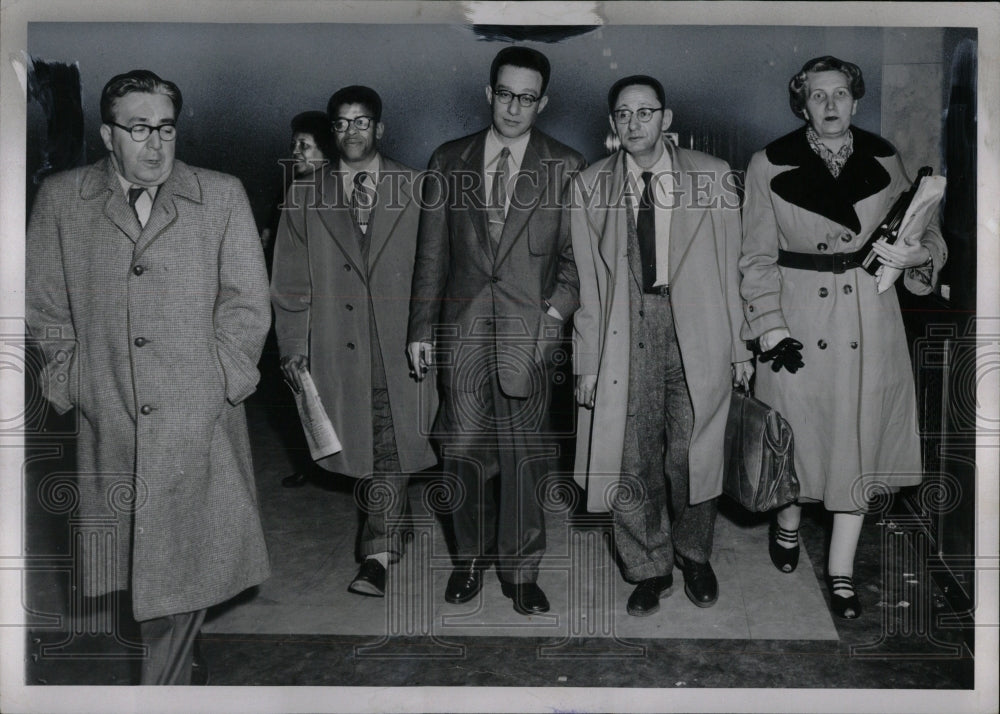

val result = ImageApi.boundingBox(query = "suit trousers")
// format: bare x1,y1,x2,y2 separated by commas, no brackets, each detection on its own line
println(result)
613,285,717,582
435,355,552,584
138,608,206,685
359,329,409,562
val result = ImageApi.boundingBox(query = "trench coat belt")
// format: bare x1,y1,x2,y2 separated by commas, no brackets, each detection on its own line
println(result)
777,248,866,274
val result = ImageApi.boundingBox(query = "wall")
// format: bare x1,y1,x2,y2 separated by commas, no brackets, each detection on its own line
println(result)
27,22,887,225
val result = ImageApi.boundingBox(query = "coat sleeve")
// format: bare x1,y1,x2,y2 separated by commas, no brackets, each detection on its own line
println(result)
714,159,753,363
270,183,312,358
214,177,271,405
25,178,77,414
570,172,601,376
545,153,586,321
407,150,450,344
739,151,787,341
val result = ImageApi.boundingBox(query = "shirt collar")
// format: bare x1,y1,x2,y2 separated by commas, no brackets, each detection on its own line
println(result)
340,153,381,185
485,126,531,172
114,171,161,200
624,140,673,192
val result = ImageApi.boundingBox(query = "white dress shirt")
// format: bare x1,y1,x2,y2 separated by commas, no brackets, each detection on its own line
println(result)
341,154,381,202
115,173,159,228
484,127,531,215
625,143,674,288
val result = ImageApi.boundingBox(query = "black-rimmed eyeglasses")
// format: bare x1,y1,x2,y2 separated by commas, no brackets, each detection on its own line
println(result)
109,122,177,142
493,89,541,107
333,116,375,133
612,107,663,125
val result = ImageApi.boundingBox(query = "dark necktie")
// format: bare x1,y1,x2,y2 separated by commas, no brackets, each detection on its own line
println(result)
636,171,657,291
128,186,147,226
352,172,374,235
487,147,510,247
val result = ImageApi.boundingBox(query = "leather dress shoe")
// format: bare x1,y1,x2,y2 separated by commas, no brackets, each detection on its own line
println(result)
679,559,718,608
348,558,386,597
444,559,488,604
281,471,308,488
500,581,550,615
626,574,674,616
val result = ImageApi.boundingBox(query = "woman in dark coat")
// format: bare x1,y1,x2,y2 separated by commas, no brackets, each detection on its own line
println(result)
739,56,947,618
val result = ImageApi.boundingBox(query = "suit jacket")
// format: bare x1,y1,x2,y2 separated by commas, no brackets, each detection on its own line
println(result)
572,145,750,510
408,128,585,399
271,156,437,476
25,157,271,620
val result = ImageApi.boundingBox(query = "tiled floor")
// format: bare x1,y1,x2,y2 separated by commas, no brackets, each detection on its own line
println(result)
21,381,975,692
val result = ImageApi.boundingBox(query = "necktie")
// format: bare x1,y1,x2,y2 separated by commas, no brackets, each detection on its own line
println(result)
487,147,510,247
352,172,374,235
636,171,657,291
128,186,147,227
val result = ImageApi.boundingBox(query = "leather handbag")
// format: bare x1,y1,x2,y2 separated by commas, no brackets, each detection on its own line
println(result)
723,385,799,512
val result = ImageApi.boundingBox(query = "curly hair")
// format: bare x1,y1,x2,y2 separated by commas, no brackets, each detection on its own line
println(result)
290,110,335,160
788,56,865,119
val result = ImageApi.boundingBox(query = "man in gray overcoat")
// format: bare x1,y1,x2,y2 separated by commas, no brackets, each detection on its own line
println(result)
572,76,753,617
271,86,437,599
25,69,271,684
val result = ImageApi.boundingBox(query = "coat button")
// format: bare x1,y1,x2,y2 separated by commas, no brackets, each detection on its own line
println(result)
747,305,754,312
343,264,351,271
851,341,858,349
841,233,852,243
638,342,645,349
638,310,644,317
345,304,353,311
843,285,853,294
492,276,499,283
132,265,144,275
347,342,356,350
817,340,827,349
140,404,153,415
818,287,828,298
817,243,828,252
134,337,147,347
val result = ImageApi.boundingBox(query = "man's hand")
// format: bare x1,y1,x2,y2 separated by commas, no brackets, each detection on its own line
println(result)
407,341,433,381
732,360,754,390
280,354,309,394
576,374,597,409
870,236,931,269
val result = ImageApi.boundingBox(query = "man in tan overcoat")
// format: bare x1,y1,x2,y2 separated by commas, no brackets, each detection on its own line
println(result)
271,86,437,598
26,69,271,684
571,75,753,617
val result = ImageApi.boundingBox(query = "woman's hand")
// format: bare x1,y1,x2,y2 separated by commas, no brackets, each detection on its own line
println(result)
870,236,931,269
759,328,790,352
732,360,754,389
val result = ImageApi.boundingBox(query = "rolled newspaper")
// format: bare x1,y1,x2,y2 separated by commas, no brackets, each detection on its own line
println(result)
292,369,342,460
875,175,946,294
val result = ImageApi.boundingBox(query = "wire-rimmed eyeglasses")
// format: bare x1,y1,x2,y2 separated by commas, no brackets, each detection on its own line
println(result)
332,116,375,133
611,107,663,125
493,89,541,107
109,122,177,142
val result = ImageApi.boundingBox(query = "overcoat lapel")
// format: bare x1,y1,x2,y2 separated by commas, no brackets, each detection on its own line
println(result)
316,169,367,281
367,158,413,272
83,158,141,242
133,162,201,261
667,143,710,283
493,134,549,268
457,131,493,262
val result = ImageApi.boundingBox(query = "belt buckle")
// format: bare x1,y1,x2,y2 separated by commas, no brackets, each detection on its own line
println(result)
832,254,847,274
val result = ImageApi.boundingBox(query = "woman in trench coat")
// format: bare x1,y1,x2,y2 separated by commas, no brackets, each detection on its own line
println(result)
739,56,947,618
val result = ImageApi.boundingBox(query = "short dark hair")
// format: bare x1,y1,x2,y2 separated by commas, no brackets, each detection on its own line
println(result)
290,110,335,159
607,75,665,113
100,69,182,125
789,56,865,119
327,85,382,123
490,46,551,96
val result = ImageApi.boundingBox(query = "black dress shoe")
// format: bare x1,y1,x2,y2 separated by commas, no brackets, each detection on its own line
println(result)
626,574,674,617
281,471,308,488
828,575,862,619
679,559,718,608
348,559,386,597
444,559,488,604
500,581,550,615
768,523,800,574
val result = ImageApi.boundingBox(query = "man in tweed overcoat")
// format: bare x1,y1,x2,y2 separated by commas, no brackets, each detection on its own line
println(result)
25,70,271,684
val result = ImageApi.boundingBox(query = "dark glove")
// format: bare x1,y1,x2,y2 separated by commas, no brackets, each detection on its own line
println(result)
756,337,804,374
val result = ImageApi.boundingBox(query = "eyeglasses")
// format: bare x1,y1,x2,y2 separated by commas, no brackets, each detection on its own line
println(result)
332,116,374,133
109,121,177,142
612,107,663,125
493,89,541,107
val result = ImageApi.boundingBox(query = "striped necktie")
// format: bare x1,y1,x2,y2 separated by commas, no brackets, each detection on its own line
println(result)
352,172,375,235
487,147,510,246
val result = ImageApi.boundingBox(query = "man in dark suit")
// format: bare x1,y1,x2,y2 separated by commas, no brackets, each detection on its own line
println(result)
26,69,270,684
407,47,584,615
272,86,437,598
